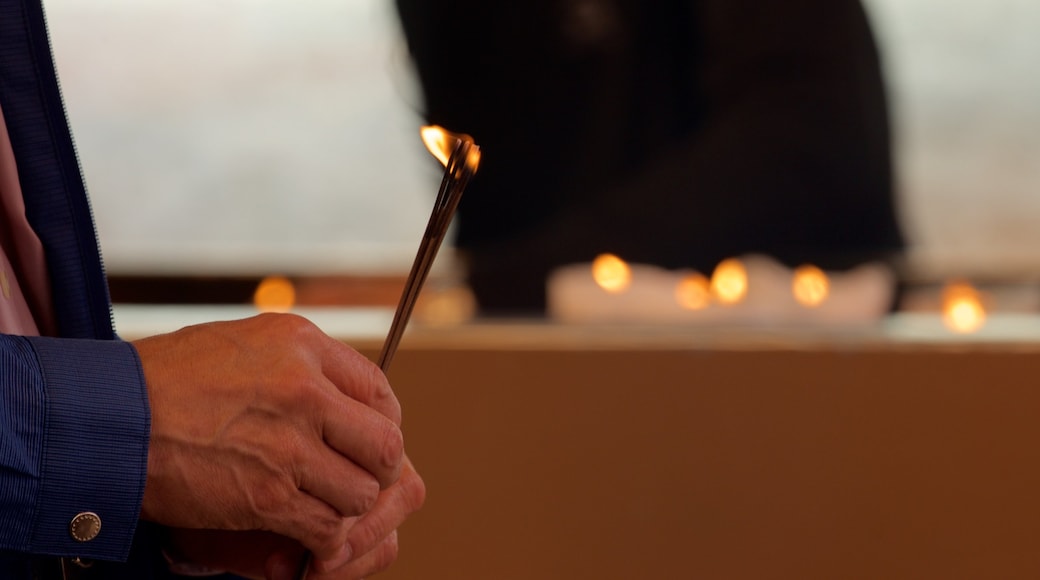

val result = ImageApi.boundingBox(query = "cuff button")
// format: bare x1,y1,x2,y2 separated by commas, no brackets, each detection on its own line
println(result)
69,512,101,542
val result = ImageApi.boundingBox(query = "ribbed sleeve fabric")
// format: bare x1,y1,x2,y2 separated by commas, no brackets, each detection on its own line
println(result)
0,335,45,547
0,335,150,561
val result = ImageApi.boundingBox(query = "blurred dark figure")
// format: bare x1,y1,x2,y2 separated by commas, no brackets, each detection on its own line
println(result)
395,0,904,315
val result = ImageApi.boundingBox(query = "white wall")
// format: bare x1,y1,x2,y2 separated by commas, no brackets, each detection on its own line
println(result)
47,0,437,275
866,0,1040,277
43,0,1040,279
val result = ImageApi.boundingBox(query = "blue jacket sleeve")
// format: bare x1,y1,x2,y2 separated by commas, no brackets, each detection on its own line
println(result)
0,334,150,562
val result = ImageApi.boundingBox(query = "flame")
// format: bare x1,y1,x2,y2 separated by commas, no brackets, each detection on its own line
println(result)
421,125,480,171
253,275,296,313
421,126,452,166
675,273,711,310
710,258,748,305
465,147,482,172
942,282,986,334
591,253,632,294
792,264,830,308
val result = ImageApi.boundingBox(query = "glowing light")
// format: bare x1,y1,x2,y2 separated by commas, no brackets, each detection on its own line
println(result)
417,286,477,327
942,282,986,334
710,258,748,305
792,264,830,308
465,147,482,172
591,254,632,294
253,276,296,313
421,126,452,166
421,125,480,171
675,273,711,310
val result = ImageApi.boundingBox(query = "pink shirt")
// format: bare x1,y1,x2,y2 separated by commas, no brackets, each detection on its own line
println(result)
0,101,57,336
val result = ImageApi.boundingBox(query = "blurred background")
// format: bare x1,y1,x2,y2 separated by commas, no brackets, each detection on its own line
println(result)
44,0,1040,303
48,0,436,277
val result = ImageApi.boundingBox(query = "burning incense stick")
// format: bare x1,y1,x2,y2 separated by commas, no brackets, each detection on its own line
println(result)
378,127,479,369
296,126,479,580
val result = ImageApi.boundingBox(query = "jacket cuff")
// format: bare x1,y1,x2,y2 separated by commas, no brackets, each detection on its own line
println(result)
23,336,150,561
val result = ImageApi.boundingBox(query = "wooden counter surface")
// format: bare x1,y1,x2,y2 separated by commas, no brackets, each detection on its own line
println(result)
355,326,1040,580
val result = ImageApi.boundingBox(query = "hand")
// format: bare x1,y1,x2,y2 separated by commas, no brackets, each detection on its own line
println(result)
166,459,426,580
134,313,407,569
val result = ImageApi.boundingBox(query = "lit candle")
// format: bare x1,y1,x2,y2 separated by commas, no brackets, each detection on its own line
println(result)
253,275,295,313
591,253,633,294
710,258,748,306
675,273,711,311
547,254,896,326
792,265,830,308
942,281,986,334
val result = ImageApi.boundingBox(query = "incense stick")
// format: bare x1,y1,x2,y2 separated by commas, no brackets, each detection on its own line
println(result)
295,134,477,580
378,139,475,370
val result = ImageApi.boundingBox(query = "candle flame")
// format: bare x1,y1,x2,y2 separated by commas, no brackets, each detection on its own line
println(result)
254,275,296,313
942,282,986,334
675,273,711,310
592,253,632,294
710,258,748,305
792,264,830,308
421,125,480,171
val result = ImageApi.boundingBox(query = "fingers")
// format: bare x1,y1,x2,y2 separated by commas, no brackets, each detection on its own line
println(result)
295,435,383,518
312,531,400,580
174,459,424,580
286,316,404,488
316,395,404,489
313,459,426,575
318,335,402,426
242,314,405,493
264,491,352,567
136,312,419,570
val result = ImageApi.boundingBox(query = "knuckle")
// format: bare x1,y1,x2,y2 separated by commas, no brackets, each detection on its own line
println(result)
384,394,403,427
350,530,399,577
251,473,295,517
378,423,405,474
282,429,310,473
281,371,325,402
356,360,401,424
273,311,315,332
353,478,381,514
263,313,324,348
347,515,382,552
402,469,427,513
337,477,381,517
372,376,402,425
372,532,400,574
306,513,348,556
